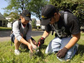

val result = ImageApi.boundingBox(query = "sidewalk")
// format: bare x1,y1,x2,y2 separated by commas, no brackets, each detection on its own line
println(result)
0,31,11,42
0,37,10,42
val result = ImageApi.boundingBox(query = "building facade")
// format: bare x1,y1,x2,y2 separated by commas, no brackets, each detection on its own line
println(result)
0,13,8,27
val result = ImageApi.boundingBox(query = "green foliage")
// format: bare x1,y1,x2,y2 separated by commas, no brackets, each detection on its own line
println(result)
74,2,84,26
27,0,48,19
3,12,19,22
3,0,84,25
0,27,11,31
0,33,84,63
4,0,48,20
9,12,19,22
3,13,9,17
31,19,36,29
5,0,24,12
49,0,84,26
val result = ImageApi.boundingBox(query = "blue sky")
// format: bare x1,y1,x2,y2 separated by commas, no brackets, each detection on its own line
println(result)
0,0,8,14
0,0,39,20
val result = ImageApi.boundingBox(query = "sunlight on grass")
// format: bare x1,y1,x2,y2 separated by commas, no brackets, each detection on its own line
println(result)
0,33,84,63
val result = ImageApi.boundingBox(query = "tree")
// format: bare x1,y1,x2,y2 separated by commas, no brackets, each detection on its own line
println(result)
27,0,48,20
4,0,28,13
75,2,84,26
4,0,48,20
9,12,19,22
3,13,9,17
49,0,84,26
4,12,19,22
31,18,36,29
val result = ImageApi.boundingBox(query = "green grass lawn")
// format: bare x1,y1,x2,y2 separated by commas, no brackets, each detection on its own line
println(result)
0,33,84,63
0,27,11,31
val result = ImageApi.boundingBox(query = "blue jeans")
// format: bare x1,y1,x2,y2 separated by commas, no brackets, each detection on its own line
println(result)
10,33,27,43
10,33,15,43
45,37,78,61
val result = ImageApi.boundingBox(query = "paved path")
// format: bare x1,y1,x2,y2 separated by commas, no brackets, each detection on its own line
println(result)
0,31,43,42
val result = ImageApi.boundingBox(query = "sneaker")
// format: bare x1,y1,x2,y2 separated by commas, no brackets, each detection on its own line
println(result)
14,49,20,55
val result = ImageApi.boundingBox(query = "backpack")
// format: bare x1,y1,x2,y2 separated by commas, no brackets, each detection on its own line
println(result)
64,9,73,14
10,20,29,46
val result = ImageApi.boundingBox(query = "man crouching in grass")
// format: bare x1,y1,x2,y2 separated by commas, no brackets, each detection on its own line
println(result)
37,5,80,61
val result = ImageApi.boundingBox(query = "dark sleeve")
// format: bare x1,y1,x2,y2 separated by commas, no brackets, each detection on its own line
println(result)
31,37,35,41
69,16,80,34
45,24,52,33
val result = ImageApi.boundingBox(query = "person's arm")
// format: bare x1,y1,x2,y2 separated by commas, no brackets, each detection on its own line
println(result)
57,33,80,58
42,24,52,38
37,31,50,47
57,14,80,58
42,31,50,38
37,24,52,46
65,33,80,49
20,38,30,46
13,21,22,41
20,38,33,52
29,39,37,49
65,15,80,49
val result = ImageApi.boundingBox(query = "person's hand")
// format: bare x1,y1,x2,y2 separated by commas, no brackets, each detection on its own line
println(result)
31,41,37,49
37,37,45,47
28,43,33,53
57,47,68,58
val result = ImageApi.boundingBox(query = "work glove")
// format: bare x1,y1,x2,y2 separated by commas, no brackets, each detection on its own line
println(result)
37,37,45,47
57,47,68,58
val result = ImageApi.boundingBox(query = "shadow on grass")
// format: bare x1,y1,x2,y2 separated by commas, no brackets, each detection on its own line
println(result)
36,44,47,57
78,44,84,56
32,44,47,59
40,44,47,49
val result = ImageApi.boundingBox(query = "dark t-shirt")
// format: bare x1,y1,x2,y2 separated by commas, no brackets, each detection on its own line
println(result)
45,11,80,38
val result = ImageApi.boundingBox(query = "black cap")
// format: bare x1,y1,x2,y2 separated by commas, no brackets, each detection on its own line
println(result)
20,10,31,20
41,5,57,25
